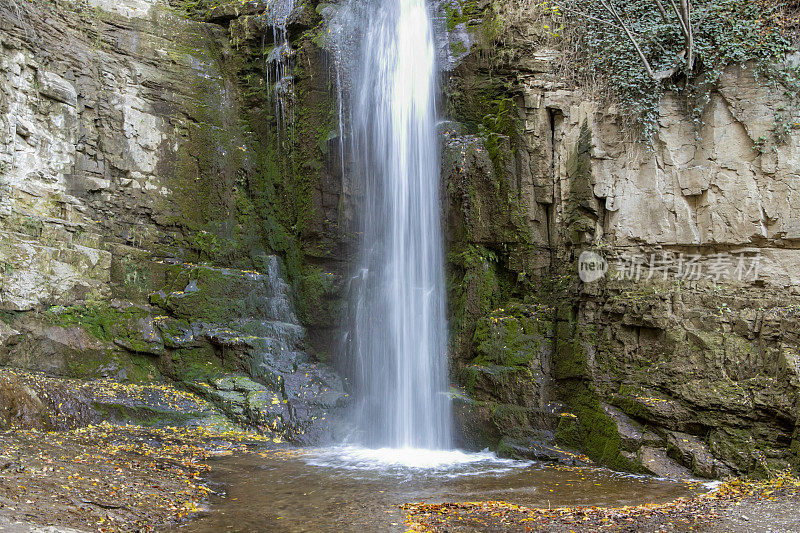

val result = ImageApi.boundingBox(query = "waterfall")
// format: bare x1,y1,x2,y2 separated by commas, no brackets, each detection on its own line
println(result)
345,0,453,450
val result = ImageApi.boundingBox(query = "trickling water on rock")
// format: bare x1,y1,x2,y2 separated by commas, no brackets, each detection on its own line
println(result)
262,0,296,141
151,257,347,445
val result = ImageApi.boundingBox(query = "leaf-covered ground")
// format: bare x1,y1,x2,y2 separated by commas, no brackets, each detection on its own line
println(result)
0,423,275,532
403,473,800,532
0,419,796,533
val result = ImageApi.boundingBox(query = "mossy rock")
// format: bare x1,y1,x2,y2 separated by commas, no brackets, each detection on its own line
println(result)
46,303,168,357
552,309,589,380
489,402,534,439
168,347,229,383
706,426,793,478
92,403,201,428
298,265,339,327
472,304,551,367
112,316,166,356
108,245,169,304
156,317,195,349
555,382,638,472
66,351,161,383
246,390,289,434
46,304,149,343
460,364,535,407
153,265,290,324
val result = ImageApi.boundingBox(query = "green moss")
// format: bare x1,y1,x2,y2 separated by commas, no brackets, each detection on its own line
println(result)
46,304,148,343
445,4,461,32
489,403,531,439
154,268,236,323
66,351,161,383
65,354,109,379
170,347,229,383
127,354,162,382
298,265,338,327
478,4,503,46
460,364,527,398
555,382,637,472
445,0,481,31
612,384,655,420
93,402,199,427
231,21,338,314
552,306,589,380
472,304,551,367
172,0,214,19
447,245,503,354
546,302,638,472
152,20,259,267
287,38,338,241
157,6,342,330
113,253,153,302
450,40,468,57
0,310,20,326
555,415,581,447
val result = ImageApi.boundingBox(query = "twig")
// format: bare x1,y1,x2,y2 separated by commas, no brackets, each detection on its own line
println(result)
682,0,694,70
653,0,670,23
551,1,622,29
598,0,657,79
668,0,690,39
667,0,694,71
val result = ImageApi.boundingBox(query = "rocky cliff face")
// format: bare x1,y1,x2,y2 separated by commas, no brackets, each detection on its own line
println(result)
0,0,348,443
442,0,800,477
1,0,797,478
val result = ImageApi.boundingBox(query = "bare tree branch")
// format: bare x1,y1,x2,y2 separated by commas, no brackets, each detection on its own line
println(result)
668,0,690,39
668,0,694,71
652,0,670,23
551,1,622,29
597,0,657,79
682,0,694,70
557,0,696,81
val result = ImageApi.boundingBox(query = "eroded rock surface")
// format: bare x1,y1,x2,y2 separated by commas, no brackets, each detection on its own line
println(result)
0,0,349,443
0,0,798,479
441,0,800,477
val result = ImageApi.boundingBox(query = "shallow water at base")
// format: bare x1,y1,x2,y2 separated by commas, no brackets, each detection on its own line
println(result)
164,447,702,533
305,446,522,474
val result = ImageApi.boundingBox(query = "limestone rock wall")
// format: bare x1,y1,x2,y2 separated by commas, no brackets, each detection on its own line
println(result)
0,0,349,442
0,0,227,311
443,1,800,477
2,0,797,472
536,71,800,477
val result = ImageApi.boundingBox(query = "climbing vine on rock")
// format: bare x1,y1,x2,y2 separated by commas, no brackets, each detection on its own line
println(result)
551,0,800,139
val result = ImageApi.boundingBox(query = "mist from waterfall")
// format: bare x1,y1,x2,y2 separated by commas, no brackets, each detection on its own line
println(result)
333,0,453,450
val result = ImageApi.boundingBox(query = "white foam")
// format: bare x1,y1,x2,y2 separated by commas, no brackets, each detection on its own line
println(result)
304,446,531,478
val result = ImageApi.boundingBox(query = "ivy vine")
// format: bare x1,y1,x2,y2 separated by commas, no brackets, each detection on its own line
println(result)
554,0,799,140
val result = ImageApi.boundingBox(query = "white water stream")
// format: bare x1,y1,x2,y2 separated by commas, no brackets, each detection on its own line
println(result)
347,0,453,451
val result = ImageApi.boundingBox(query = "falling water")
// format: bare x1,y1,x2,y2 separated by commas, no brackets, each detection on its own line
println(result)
347,0,452,450
262,0,296,144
